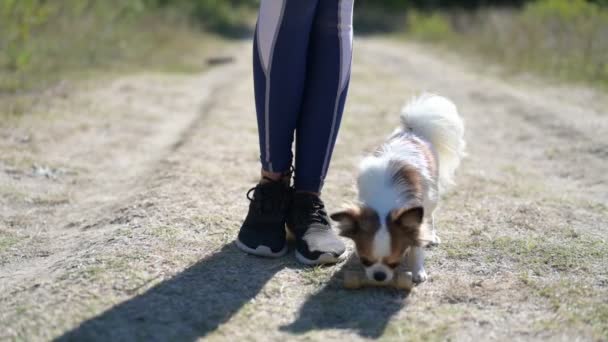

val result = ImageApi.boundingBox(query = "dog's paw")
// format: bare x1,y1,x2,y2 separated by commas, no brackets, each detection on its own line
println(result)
412,269,428,284
427,232,441,247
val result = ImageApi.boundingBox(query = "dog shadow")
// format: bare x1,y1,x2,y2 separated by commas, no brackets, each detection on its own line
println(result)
55,243,289,341
56,245,410,341
280,254,411,338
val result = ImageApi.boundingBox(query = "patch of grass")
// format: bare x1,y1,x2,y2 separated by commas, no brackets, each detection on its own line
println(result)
299,266,334,286
484,167,547,199
384,305,463,341
488,235,607,273
0,181,70,206
466,233,608,338
583,201,608,216
0,183,30,203
149,226,179,243
70,252,151,287
447,233,608,275
384,322,451,342
0,154,36,170
0,96,31,120
527,279,608,339
81,265,105,280
469,227,484,236
0,230,22,253
29,193,70,206
443,242,476,259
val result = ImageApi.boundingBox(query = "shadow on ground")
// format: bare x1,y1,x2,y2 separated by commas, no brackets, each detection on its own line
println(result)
281,254,411,339
56,246,410,341
56,243,286,341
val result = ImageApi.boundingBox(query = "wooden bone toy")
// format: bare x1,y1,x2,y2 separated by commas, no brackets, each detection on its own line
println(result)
343,270,414,290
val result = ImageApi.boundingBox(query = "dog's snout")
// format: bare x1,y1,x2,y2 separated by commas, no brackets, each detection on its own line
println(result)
373,271,387,282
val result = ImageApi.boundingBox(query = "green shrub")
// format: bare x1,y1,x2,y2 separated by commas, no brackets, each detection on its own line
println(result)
407,10,453,41
1,0,55,72
525,0,601,19
0,0,166,91
0,0,257,93
404,0,608,87
191,0,257,37
519,0,608,83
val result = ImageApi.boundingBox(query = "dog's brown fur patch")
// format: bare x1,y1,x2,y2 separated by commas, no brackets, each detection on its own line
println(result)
388,207,425,261
331,205,381,262
412,138,438,178
390,160,423,202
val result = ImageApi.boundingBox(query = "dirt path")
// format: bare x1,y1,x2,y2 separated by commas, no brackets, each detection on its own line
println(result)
1,38,606,341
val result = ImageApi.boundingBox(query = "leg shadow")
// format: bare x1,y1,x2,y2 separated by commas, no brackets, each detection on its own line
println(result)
56,243,285,341
280,254,411,338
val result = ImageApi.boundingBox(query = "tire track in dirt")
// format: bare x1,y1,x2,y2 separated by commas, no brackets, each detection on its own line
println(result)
0,55,246,296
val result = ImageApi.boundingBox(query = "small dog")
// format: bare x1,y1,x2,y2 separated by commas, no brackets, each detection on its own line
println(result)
330,93,465,284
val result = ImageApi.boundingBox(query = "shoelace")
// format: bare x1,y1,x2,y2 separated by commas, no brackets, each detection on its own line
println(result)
246,176,289,214
296,196,329,226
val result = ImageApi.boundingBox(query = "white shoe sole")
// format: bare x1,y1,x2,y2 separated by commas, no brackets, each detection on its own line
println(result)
236,239,287,258
295,250,344,266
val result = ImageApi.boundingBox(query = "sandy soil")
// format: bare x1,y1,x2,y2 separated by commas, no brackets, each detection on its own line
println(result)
1,38,607,341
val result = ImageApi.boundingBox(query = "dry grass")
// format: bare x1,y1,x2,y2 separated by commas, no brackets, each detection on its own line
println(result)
1,37,607,341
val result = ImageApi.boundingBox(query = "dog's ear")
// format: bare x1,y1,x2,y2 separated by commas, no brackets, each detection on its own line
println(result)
394,206,424,228
330,207,360,238
390,206,426,246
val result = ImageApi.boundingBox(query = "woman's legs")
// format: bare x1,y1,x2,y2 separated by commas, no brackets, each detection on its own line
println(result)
253,0,319,176
238,0,320,258
241,0,352,264
286,0,353,265
294,0,354,192
253,0,353,188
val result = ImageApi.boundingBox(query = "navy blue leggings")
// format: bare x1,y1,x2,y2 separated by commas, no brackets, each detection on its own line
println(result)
253,0,354,192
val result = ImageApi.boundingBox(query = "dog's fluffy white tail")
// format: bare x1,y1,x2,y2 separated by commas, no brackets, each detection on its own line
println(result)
400,93,465,191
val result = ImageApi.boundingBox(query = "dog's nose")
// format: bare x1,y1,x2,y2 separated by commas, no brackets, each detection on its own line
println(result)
373,271,387,282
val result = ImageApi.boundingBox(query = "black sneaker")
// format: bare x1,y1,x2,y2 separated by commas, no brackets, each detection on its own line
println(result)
287,193,346,265
236,177,292,257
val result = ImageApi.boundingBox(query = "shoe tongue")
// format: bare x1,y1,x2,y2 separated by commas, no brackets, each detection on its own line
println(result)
296,194,326,216
253,181,285,203
295,192,319,205
258,179,284,191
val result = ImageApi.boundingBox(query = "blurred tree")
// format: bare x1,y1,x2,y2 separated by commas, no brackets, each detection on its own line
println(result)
355,0,531,10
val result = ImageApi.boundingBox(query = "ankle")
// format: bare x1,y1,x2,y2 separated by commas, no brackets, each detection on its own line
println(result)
261,170,282,181
260,169,290,185
295,190,321,197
